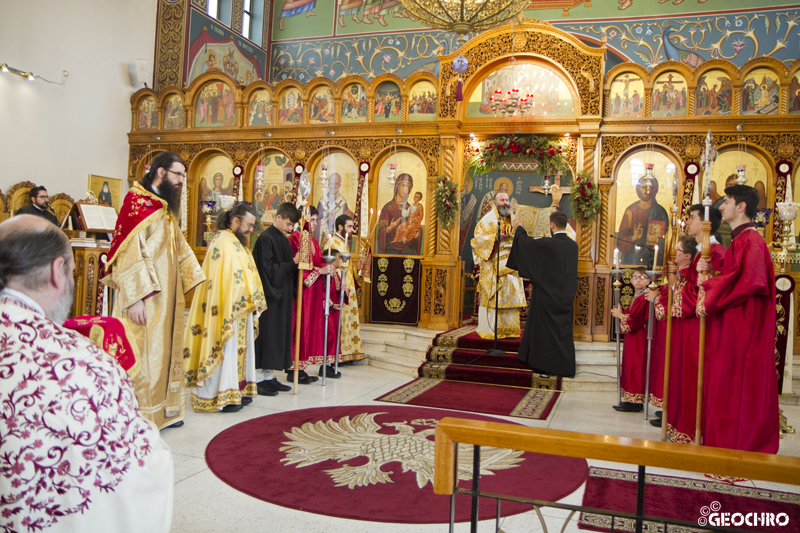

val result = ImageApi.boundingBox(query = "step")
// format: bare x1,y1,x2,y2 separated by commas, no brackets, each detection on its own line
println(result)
368,350,422,377
360,324,439,344
384,338,432,358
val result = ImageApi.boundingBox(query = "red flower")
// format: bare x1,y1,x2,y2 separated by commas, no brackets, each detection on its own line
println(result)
480,159,484,163
539,151,545,156
549,148,556,156
500,148,507,153
587,182,592,188
511,148,519,154
487,144,494,149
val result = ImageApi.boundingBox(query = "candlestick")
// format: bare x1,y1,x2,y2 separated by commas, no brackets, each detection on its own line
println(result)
613,248,619,271
653,245,659,270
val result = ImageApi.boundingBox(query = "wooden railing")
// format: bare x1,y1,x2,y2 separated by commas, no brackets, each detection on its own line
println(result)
434,417,800,532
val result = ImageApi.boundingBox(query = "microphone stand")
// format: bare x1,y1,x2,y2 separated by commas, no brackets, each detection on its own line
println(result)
485,221,505,356
334,249,351,376
320,253,335,386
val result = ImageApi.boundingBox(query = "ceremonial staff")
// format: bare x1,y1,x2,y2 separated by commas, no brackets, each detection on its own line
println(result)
292,172,313,395
695,131,718,445
644,247,659,421
612,248,622,405
659,167,681,441
321,236,335,386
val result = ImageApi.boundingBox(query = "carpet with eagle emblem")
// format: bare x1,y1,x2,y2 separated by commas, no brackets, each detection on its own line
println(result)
205,405,589,524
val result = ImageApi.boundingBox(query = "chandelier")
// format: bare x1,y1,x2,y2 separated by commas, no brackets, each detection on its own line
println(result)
396,0,531,46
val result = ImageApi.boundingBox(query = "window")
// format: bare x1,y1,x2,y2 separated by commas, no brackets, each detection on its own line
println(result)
242,0,251,39
207,0,219,19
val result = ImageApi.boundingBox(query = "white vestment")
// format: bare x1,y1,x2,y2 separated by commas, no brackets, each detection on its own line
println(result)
0,290,173,533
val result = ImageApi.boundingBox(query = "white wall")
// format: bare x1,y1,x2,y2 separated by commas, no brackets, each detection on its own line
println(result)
0,0,158,202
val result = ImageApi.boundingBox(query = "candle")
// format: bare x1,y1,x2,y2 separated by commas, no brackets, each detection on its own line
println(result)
345,231,350,254
653,245,659,270
613,248,619,271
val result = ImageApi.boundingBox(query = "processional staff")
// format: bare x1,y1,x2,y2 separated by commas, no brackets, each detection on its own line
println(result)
333,232,351,377
292,171,313,395
695,130,718,445
659,164,681,441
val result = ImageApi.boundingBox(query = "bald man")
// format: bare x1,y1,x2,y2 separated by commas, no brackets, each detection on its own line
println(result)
0,216,173,532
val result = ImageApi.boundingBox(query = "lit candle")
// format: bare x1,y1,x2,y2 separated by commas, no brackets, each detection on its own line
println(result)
327,233,332,256
614,248,619,271
345,231,350,254
653,245,659,270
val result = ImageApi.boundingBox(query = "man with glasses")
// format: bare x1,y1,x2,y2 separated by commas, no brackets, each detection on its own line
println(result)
16,186,59,225
102,151,205,430
184,204,267,412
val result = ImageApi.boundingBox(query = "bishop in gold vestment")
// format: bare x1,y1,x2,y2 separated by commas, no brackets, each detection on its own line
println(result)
470,193,525,339
102,157,204,429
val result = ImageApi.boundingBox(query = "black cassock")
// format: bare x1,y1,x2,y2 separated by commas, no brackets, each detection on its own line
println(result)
253,224,298,371
507,228,578,377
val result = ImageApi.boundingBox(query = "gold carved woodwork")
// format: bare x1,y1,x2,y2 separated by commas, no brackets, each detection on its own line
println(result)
574,275,590,326
438,20,604,119
230,0,243,33
423,266,433,315
154,0,186,92
434,268,448,317
72,248,105,318
6,181,36,214
427,180,438,256
596,183,611,267
594,277,606,328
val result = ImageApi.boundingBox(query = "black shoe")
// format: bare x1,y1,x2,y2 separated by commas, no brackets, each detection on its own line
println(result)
656,410,662,418
222,403,243,412
268,378,292,392
164,420,184,429
286,370,318,384
612,402,643,412
241,396,253,405
318,365,342,378
339,361,354,366
256,381,279,396
650,418,662,428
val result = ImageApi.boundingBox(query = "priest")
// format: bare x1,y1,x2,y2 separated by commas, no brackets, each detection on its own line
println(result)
253,202,301,395
470,191,526,339
697,185,779,453
101,151,205,429
507,211,578,377
184,204,267,411
322,214,365,364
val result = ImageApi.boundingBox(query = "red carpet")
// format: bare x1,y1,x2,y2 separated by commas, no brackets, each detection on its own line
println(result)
206,406,589,524
579,467,800,532
376,378,560,420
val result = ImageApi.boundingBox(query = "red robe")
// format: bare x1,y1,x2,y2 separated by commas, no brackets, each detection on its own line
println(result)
618,290,659,404
654,244,725,443
698,225,779,453
289,226,326,370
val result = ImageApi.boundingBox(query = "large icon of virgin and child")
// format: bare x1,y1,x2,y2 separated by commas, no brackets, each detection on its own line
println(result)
377,173,424,255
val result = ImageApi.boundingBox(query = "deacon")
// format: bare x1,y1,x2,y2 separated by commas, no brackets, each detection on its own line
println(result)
470,191,526,339
289,206,337,380
610,266,659,412
0,216,173,532
184,204,267,411
649,206,724,436
102,152,205,429
697,185,779,453
507,211,578,377
322,214,365,364
253,202,301,395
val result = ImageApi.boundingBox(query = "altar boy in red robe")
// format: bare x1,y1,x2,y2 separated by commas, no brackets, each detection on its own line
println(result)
697,185,779,453
649,206,725,439
611,267,657,412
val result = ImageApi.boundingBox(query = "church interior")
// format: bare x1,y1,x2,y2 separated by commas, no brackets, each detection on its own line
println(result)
3,0,800,531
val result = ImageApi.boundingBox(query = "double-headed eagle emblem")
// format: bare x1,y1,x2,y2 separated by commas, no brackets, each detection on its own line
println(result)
280,412,525,489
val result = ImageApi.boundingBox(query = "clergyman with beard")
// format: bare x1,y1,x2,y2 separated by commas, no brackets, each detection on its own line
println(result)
0,215,175,532
470,191,526,340
102,151,205,430
183,204,268,412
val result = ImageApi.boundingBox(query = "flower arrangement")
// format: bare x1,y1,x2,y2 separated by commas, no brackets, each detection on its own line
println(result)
433,174,460,229
465,134,571,180
569,170,601,227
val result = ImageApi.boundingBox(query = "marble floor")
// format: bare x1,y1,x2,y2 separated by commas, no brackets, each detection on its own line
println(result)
163,363,800,533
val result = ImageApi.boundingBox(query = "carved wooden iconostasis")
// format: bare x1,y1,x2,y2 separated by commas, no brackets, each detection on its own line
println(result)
131,19,800,345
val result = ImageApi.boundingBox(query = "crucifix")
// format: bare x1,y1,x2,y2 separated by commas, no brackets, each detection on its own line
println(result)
529,171,570,207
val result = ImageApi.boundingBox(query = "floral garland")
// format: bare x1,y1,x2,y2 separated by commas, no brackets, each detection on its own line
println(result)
466,134,571,180
569,171,601,227
434,174,460,229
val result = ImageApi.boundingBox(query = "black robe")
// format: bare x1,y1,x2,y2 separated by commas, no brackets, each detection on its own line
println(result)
507,228,578,377
253,224,298,371
16,205,59,226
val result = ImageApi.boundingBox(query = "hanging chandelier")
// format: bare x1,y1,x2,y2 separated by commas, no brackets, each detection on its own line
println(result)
396,0,531,46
